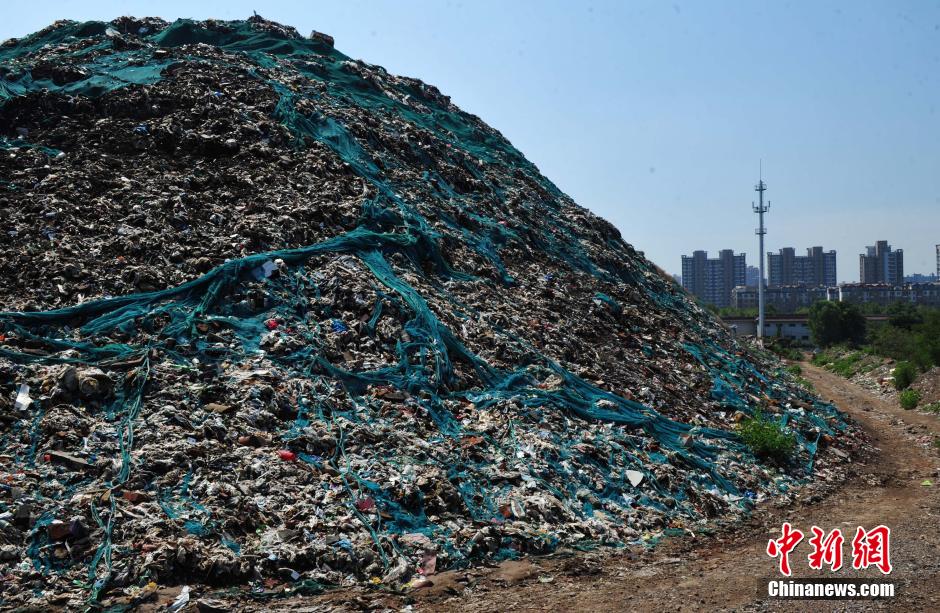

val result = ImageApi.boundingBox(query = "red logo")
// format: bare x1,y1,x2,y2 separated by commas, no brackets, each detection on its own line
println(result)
766,522,804,576
851,526,892,574
807,526,844,572
767,524,891,575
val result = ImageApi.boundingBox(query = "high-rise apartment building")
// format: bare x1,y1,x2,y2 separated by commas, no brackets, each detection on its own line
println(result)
680,250,746,307
745,265,761,288
936,244,939,278
859,240,904,285
766,246,837,287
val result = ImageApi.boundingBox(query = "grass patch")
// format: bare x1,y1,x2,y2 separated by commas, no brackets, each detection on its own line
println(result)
811,347,881,378
899,389,921,410
769,344,803,361
782,363,815,391
793,376,815,392
737,411,797,464
923,402,940,414
829,352,864,377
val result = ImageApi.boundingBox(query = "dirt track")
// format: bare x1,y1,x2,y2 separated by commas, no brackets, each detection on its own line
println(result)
249,363,940,612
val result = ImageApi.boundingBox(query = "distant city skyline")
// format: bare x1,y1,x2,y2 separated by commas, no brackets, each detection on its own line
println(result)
1,1,938,280
906,272,938,283
683,235,939,283
680,231,938,285
682,239,940,286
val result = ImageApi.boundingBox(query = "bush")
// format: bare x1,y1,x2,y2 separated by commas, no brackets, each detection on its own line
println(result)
893,361,917,390
785,364,803,376
899,389,921,410
737,411,797,463
870,325,931,370
770,344,803,361
868,307,940,371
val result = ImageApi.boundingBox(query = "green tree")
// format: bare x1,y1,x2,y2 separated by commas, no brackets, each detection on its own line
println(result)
869,307,940,370
808,301,867,347
887,302,923,330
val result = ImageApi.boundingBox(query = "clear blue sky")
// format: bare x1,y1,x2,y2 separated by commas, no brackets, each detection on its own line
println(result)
4,1,939,281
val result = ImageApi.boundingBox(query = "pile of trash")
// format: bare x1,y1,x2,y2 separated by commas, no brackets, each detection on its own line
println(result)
0,16,858,608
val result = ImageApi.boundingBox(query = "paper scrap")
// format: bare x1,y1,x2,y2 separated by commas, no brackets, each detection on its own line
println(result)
626,470,644,487
14,383,31,411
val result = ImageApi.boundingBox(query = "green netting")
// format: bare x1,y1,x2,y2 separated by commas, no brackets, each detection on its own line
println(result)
0,136,61,157
0,17,849,604
0,21,169,101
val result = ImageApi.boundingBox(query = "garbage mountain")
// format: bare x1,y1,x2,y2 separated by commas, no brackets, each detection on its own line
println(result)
0,16,854,608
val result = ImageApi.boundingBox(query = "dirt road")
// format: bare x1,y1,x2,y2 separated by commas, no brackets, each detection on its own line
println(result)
253,363,940,612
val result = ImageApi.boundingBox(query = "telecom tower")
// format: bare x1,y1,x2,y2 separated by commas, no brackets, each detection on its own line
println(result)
753,169,769,344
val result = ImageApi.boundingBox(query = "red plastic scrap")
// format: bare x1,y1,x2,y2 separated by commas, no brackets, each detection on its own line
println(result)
461,435,484,448
355,497,375,512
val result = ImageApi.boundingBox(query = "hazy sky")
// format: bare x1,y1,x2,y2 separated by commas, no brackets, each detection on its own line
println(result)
4,1,939,280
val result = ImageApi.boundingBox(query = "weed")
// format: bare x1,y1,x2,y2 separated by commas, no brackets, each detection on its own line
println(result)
812,347,880,378
899,389,921,410
784,364,803,376
793,376,815,392
770,345,803,361
737,411,797,463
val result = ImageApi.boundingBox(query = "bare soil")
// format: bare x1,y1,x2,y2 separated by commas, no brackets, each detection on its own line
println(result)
240,363,940,612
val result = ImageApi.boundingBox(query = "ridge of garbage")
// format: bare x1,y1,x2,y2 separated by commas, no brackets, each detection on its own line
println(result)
0,15,856,608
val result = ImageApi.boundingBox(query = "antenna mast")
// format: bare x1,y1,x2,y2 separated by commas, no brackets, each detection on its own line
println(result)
753,164,769,345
